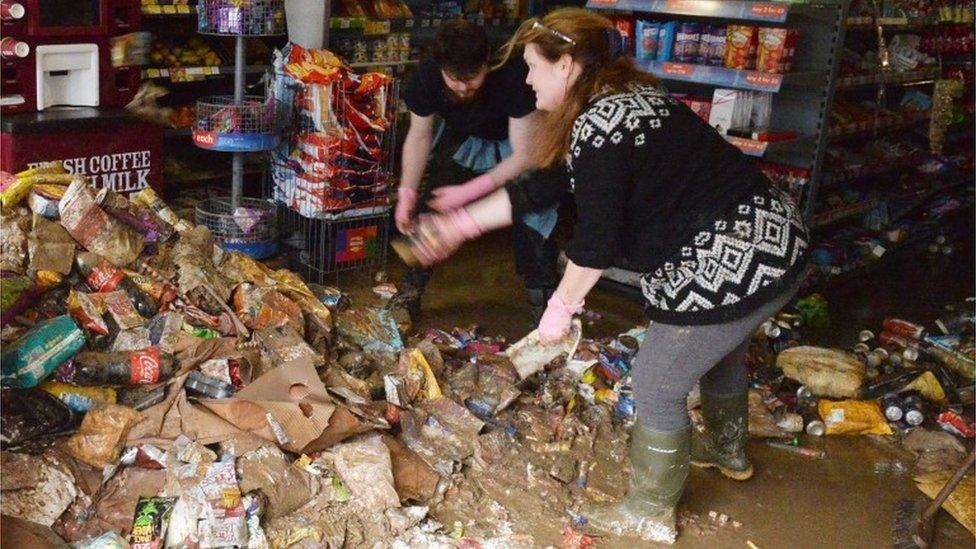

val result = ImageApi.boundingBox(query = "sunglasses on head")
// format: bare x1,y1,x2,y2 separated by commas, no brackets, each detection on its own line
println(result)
531,20,577,46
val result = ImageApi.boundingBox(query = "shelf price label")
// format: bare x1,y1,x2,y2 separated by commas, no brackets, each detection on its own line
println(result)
660,62,695,77
743,71,782,91
725,136,768,157
364,20,390,35
750,3,788,21
664,0,701,14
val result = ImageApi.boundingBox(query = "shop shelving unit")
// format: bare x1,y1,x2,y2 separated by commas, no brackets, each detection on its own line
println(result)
585,0,851,293
587,0,851,218
809,0,975,280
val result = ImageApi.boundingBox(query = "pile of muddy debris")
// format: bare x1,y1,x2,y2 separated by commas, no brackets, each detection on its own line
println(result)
0,169,639,548
2,166,973,546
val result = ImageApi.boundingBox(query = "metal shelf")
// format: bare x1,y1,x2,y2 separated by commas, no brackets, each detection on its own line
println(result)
142,65,269,82
329,15,518,35
827,111,931,140
141,4,194,15
585,0,838,23
348,59,419,69
834,67,940,88
810,197,877,228
635,59,822,93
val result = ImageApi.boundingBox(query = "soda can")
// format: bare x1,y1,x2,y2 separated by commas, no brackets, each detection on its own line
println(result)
858,330,875,342
883,317,926,339
185,370,236,399
805,420,826,436
880,331,920,349
903,395,924,426
881,394,904,422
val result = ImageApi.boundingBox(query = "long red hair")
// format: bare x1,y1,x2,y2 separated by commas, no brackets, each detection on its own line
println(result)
495,8,658,167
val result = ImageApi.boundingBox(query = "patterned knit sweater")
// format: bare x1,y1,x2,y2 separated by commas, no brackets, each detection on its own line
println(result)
562,84,809,324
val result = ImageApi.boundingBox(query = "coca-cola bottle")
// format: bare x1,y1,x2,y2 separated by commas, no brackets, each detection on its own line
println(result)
72,347,176,386
75,252,158,318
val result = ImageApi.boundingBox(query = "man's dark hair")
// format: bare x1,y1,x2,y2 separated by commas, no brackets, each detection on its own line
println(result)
430,20,490,80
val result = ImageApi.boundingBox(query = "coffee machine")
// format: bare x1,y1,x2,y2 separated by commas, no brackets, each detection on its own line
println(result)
1,0,142,114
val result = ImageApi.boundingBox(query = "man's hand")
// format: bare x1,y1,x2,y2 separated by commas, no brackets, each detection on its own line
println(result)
395,187,418,234
428,173,496,213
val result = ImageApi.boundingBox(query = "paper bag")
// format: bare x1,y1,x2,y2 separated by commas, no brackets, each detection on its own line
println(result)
198,360,335,453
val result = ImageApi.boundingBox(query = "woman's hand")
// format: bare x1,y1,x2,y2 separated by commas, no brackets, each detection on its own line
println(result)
402,209,483,267
537,294,584,342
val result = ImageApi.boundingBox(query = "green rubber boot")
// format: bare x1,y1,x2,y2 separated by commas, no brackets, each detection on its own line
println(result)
582,423,691,544
691,391,753,480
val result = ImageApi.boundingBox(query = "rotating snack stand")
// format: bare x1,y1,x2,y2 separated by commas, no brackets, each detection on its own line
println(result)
192,0,285,258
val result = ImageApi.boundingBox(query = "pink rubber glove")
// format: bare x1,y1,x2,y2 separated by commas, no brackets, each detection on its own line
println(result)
538,294,584,342
428,173,497,213
408,208,483,266
395,187,418,234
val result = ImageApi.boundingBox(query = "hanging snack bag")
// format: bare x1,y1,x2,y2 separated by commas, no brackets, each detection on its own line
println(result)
657,21,677,61
724,25,758,70
635,20,660,60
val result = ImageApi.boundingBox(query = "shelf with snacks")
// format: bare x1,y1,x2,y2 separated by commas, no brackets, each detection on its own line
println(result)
141,3,195,15
634,59,821,93
810,196,879,229
589,0,848,224
826,109,931,139
834,66,941,88
583,0,836,24
328,14,519,34
142,65,270,81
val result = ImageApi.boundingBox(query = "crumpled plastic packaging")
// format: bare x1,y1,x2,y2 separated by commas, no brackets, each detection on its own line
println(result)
818,399,893,436
65,402,144,468
331,434,400,513
58,177,144,267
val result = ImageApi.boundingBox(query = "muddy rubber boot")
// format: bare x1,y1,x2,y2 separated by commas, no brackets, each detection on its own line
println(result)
526,287,555,324
691,391,753,480
582,423,691,544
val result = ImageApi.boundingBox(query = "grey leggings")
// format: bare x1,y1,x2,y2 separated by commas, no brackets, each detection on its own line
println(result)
632,286,798,431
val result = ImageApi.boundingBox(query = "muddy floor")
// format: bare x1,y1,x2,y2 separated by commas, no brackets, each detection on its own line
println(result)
326,225,975,549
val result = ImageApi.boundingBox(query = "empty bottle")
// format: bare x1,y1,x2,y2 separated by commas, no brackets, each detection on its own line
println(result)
75,252,157,318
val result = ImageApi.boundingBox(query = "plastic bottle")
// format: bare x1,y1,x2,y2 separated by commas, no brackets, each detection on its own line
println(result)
75,252,158,318
72,347,176,386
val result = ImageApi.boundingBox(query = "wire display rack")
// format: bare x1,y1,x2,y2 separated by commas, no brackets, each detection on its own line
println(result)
191,0,285,257
198,0,286,36
268,52,398,281
193,95,282,151
195,196,280,258
279,205,391,283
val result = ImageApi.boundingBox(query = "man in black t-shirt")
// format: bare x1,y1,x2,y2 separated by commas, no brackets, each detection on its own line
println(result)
392,20,559,321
